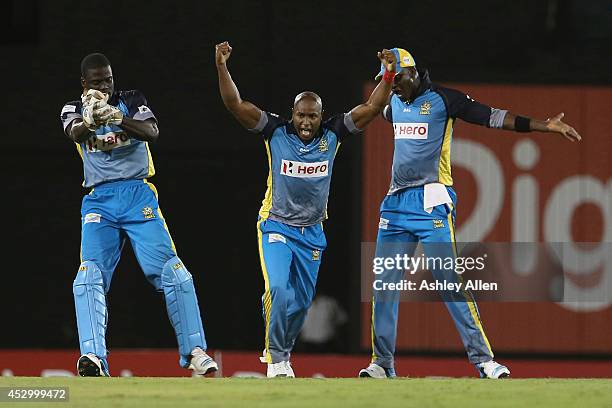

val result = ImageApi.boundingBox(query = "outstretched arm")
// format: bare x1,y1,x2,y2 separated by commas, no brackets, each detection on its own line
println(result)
349,49,396,130
216,41,262,130
443,87,582,142
501,112,581,142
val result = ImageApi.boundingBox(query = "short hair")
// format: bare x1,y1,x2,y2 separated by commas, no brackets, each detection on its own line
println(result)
293,91,323,112
80,53,111,77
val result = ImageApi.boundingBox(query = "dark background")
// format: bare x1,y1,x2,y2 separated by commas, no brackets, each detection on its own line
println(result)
2,0,611,354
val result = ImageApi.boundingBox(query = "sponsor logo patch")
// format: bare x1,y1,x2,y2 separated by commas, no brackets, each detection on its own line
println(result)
86,131,131,153
379,217,389,230
84,213,101,224
268,233,286,244
393,122,428,140
280,160,329,178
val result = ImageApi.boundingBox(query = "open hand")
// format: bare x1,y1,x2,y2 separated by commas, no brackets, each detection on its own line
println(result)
546,113,582,142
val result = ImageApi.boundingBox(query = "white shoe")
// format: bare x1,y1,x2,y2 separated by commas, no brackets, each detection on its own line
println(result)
76,353,110,377
284,361,295,378
259,349,269,363
267,361,289,378
358,363,396,378
476,360,510,379
188,347,218,376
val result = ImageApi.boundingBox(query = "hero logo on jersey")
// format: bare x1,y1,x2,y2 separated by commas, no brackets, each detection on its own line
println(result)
280,160,329,178
393,122,428,140
86,131,131,152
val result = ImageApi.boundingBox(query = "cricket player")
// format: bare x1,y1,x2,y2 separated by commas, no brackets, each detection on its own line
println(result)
216,41,397,377
359,48,582,379
60,53,217,377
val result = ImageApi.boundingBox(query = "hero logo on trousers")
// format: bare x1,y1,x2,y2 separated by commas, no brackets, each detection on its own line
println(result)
84,213,101,224
379,217,389,230
393,122,428,140
268,233,286,244
280,160,329,178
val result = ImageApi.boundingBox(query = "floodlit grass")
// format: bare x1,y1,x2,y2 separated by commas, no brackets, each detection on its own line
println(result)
1,377,611,408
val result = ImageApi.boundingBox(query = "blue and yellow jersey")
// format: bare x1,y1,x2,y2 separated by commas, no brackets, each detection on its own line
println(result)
251,111,360,227
383,72,504,194
60,90,157,188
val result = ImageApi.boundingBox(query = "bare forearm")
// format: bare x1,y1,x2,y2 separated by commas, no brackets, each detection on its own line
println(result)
502,112,548,132
351,79,393,130
68,120,93,143
217,63,243,110
367,78,393,111
119,117,159,142
500,111,581,141
216,63,261,129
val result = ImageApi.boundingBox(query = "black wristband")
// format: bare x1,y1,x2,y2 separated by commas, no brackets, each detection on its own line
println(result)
515,116,531,132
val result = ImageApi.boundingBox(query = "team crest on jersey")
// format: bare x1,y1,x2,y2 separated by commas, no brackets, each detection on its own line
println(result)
318,138,329,152
142,207,155,219
312,250,321,261
420,101,432,115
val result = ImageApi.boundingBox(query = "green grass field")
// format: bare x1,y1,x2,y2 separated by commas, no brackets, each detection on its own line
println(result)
1,377,611,408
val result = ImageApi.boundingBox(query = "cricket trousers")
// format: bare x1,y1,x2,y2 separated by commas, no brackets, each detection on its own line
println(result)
257,218,326,363
371,186,494,368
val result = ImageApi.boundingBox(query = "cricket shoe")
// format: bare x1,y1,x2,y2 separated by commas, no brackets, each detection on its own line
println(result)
259,349,269,363
284,361,295,378
188,347,218,376
358,363,396,378
76,353,110,377
476,360,510,379
267,361,291,378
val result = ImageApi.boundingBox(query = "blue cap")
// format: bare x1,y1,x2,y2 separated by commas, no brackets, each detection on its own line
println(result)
375,48,416,80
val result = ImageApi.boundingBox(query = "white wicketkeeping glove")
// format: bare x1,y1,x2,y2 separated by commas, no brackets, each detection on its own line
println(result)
81,89,109,130
94,104,124,126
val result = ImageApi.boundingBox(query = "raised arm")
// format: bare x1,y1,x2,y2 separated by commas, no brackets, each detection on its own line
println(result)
215,41,262,130
349,49,396,130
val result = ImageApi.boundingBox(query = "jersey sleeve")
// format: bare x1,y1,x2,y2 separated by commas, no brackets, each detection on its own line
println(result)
60,101,82,135
248,111,287,139
435,86,494,127
123,90,157,121
324,112,362,143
